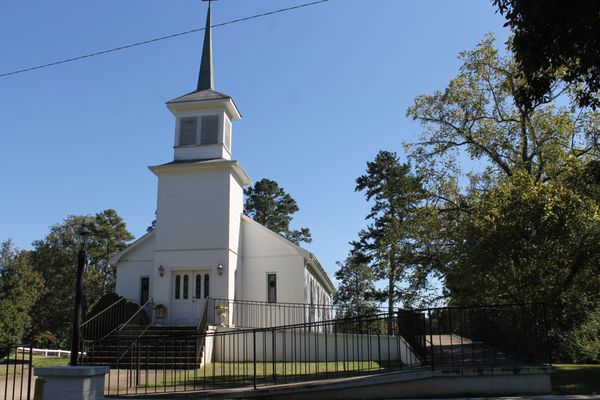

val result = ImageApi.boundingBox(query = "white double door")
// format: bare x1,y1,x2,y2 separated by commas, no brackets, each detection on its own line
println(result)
171,270,210,325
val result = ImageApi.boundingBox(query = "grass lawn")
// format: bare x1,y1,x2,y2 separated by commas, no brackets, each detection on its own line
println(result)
0,354,68,376
139,361,388,388
552,364,600,395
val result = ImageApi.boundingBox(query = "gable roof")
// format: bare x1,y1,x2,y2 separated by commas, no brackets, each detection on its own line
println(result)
167,89,230,104
241,215,335,294
109,229,155,266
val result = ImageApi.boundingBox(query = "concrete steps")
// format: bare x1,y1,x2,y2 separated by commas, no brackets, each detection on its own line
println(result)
84,325,203,369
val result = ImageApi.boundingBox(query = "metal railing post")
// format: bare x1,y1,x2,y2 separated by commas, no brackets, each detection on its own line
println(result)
427,309,434,370
27,346,33,400
253,330,257,389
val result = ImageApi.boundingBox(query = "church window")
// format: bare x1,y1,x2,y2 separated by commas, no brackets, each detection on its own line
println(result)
195,274,202,299
204,274,210,298
267,273,277,303
200,115,219,144
175,275,181,299
179,117,197,145
183,274,189,299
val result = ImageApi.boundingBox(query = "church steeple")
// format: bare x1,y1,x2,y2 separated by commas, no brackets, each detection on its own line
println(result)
166,0,241,162
197,1,214,91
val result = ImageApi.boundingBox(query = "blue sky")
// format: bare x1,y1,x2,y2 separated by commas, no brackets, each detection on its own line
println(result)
0,0,509,283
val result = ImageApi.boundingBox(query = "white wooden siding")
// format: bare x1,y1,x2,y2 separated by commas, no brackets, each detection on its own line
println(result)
155,169,231,250
240,217,305,303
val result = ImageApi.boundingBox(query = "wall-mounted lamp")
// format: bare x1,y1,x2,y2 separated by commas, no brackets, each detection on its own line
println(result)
158,265,165,277
217,264,224,276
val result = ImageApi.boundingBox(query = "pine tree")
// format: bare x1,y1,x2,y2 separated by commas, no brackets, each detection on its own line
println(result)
244,178,312,245
333,248,378,318
355,151,428,316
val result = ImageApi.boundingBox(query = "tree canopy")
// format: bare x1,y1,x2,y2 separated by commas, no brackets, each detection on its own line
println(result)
333,249,378,318
405,34,600,360
0,240,42,349
494,0,600,109
244,178,312,245
354,151,431,313
27,209,133,347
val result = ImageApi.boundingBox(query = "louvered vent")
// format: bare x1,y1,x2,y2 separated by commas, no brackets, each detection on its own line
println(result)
201,115,219,144
224,118,232,150
179,117,197,145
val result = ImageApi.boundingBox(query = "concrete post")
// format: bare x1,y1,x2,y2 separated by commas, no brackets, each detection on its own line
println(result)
34,366,109,400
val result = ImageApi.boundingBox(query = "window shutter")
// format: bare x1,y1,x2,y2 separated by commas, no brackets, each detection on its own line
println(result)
179,117,197,145
201,115,219,144
224,118,232,150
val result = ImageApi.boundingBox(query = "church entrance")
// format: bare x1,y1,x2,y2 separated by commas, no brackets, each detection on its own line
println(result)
171,270,210,325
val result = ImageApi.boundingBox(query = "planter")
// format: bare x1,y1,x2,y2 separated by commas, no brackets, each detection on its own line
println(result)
154,304,166,320
215,305,228,327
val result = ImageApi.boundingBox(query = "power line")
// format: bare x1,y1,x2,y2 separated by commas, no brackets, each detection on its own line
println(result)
0,0,330,79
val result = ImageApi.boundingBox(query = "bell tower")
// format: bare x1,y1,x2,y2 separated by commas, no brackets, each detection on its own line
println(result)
150,0,249,320
166,0,241,161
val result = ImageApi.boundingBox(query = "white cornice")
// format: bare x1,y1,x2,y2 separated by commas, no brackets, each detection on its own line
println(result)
166,98,241,121
148,159,251,186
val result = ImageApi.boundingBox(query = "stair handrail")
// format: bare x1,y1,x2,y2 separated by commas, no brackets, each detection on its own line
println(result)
81,297,126,327
114,298,154,364
80,297,131,342
196,299,210,332
195,300,210,364
118,298,153,333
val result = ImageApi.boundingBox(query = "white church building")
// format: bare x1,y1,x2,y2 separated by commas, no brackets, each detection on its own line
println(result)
110,3,334,327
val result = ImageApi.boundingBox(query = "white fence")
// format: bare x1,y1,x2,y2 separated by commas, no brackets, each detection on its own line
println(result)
15,346,81,358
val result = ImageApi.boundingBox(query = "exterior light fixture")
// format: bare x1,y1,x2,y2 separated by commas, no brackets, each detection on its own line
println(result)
217,264,224,276
158,265,165,277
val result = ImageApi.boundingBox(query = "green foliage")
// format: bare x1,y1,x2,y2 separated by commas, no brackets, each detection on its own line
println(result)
333,250,378,318
406,34,600,361
407,34,598,187
494,0,600,109
244,178,312,245
0,300,27,351
354,151,432,312
445,172,600,319
84,291,121,321
558,312,600,364
27,209,133,348
0,240,42,349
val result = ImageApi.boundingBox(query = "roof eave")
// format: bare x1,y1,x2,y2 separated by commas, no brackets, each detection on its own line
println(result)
148,159,251,186
109,229,156,266
166,97,241,121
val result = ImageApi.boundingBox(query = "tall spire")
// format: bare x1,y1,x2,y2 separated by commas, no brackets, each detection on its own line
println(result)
197,1,214,91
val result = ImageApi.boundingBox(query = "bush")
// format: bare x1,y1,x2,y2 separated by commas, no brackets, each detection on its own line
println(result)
85,292,121,321
559,311,600,363
32,331,57,348
0,300,27,353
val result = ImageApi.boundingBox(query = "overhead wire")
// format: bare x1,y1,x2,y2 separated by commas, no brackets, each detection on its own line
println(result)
0,0,330,78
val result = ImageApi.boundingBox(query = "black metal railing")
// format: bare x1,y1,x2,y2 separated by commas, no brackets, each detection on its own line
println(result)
195,301,210,365
100,312,420,396
1,345,33,400
206,298,335,329
83,303,550,397
416,303,551,368
81,297,145,342
80,299,154,368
